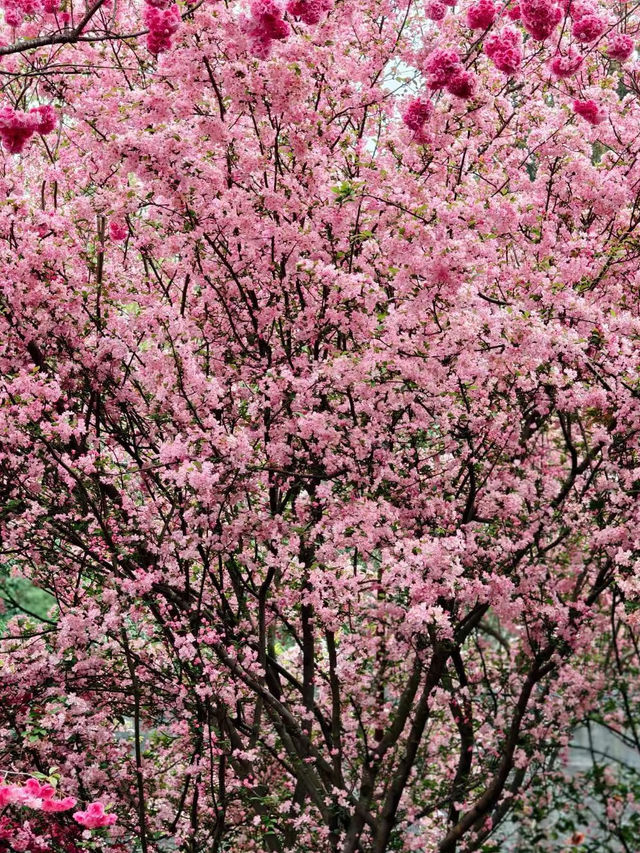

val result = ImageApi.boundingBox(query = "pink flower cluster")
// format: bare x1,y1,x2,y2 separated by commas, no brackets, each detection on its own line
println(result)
0,779,76,812
402,97,433,140
72,802,117,830
286,0,332,25
485,27,523,73
0,778,116,832
0,104,56,154
425,47,460,88
573,98,604,125
549,50,583,78
143,0,181,55
507,1,521,19
425,0,447,21
519,0,562,40
447,68,477,98
1,0,40,28
109,220,128,241
245,0,290,58
571,11,606,43
607,33,634,61
466,0,496,30
425,47,477,98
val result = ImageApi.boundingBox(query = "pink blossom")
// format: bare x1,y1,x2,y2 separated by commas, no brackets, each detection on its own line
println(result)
144,2,180,54
549,51,583,77
485,27,523,73
250,0,290,37
2,1,23,26
446,69,477,98
41,796,77,812
607,33,634,61
109,221,128,241
0,106,37,154
23,780,57,799
466,0,496,29
402,97,433,133
572,13,606,42
573,98,605,124
568,0,596,19
0,785,21,807
0,780,75,814
425,47,461,89
286,0,332,24
520,0,563,40
425,0,447,21
73,802,117,829
246,0,290,57
29,105,56,135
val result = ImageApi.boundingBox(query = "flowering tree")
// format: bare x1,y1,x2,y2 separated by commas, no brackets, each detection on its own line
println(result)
2,0,640,850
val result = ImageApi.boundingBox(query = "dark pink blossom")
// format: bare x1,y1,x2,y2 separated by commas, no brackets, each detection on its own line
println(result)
144,3,180,54
403,97,433,133
485,27,523,73
286,0,332,25
466,0,496,29
572,13,606,42
73,802,117,830
549,51,583,77
425,47,461,89
30,105,56,134
520,0,563,40
425,0,447,21
607,33,634,61
446,69,477,98
246,0,290,57
0,106,42,154
41,797,77,813
573,98,605,124
109,221,128,242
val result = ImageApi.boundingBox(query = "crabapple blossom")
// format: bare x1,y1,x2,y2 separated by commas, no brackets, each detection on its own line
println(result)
573,97,605,124
73,803,117,829
446,68,477,98
425,46,462,88
550,51,584,77
425,0,447,21
143,3,181,54
485,26,524,73
0,0,640,851
520,0,563,40
286,0,333,25
607,32,635,61
402,97,434,134
571,12,606,42
466,0,496,30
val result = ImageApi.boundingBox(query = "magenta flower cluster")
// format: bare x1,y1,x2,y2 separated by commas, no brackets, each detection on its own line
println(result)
143,0,181,55
402,97,434,140
245,0,291,58
519,0,563,40
286,0,332,25
0,779,116,831
485,26,523,73
466,0,497,30
0,105,56,154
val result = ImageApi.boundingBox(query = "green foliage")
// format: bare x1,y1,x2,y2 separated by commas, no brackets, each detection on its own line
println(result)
0,569,56,633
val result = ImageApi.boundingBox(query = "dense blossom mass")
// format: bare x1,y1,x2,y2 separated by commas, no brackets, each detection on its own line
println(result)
1,0,640,852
